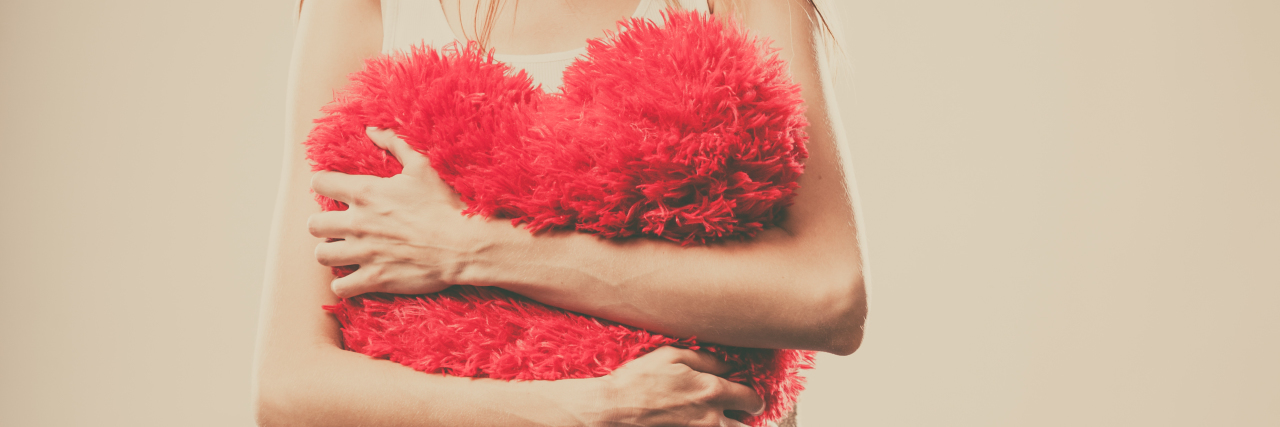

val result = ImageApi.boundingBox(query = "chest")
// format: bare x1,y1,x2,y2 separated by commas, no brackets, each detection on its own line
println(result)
380,0,709,90
439,0,644,55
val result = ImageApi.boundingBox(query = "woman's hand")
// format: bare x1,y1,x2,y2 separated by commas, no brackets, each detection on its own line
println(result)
307,127,487,298
573,346,763,427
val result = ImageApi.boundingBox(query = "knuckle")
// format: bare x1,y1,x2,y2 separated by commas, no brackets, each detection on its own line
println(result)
351,184,378,205
659,363,688,379
651,346,680,360
330,278,349,298
364,244,382,259
343,216,365,238
367,198,397,216
314,244,330,265
351,193,371,207
696,375,724,401
365,265,386,286
306,215,321,236
692,414,719,427
309,171,325,189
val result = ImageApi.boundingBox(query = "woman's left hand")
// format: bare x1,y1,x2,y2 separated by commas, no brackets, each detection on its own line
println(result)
308,127,489,298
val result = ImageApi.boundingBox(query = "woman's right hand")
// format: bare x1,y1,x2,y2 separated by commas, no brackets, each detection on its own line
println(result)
571,346,764,427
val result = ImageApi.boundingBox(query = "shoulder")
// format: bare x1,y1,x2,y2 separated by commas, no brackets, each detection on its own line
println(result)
710,0,825,57
709,0,820,23
295,0,381,20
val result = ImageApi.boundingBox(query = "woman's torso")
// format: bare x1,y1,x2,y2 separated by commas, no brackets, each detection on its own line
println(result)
379,0,709,90
377,1,801,425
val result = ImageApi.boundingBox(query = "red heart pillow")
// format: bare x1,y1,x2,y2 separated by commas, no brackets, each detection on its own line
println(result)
308,11,812,426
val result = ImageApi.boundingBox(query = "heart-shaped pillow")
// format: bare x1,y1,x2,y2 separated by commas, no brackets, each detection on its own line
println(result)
308,11,812,426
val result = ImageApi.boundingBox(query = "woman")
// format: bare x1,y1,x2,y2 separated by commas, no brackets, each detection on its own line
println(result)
253,0,866,425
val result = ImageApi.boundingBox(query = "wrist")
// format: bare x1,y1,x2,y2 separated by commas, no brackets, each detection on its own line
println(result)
455,216,571,287
527,377,605,427
452,215,525,286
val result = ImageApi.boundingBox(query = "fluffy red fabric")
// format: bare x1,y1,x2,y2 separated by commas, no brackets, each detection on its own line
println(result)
308,11,812,426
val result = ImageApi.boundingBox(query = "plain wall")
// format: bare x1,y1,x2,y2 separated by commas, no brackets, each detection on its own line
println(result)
1,0,1276,425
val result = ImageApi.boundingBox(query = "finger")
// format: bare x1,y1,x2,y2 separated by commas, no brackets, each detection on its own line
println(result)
705,376,765,415
307,210,356,239
311,171,381,205
332,264,446,298
315,239,370,267
330,265,385,298
366,127,431,176
662,348,733,376
721,410,753,427
365,128,463,209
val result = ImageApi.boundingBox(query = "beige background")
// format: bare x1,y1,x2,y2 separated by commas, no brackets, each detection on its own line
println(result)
1,0,1276,425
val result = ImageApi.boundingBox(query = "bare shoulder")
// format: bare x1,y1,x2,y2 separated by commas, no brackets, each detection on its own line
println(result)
292,0,382,75
707,0,828,81
296,0,380,19
709,0,821,36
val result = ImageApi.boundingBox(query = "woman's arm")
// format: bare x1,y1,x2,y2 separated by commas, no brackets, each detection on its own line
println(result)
254,0,762,425
306,0,866,355
255,0,572,423
507,0,867,355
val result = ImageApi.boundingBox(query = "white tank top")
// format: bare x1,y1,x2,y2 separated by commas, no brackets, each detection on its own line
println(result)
379,0,710,91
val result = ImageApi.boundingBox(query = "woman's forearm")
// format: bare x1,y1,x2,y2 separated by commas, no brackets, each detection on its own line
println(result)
462,201,864,355
256,342,591,426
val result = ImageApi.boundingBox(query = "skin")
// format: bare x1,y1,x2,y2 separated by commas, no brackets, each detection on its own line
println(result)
254,0,863,425
308,0,866,353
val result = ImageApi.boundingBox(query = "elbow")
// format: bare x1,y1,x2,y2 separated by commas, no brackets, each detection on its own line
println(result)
253,359,318,427
812,264,867,356
253,368,292,427
826,317,865,356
